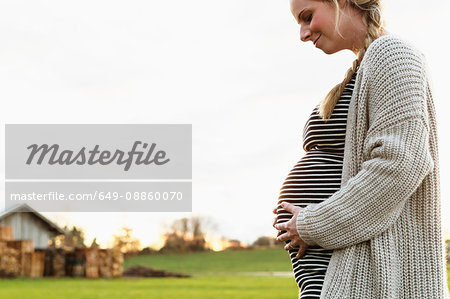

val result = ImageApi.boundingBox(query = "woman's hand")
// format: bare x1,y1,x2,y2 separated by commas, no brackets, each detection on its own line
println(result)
273,202,309,259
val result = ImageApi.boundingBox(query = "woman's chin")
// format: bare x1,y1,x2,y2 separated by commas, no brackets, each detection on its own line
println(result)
320,48,334,55
319,46,343,55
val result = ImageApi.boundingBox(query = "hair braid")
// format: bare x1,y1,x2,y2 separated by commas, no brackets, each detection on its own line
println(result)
319,0,384,120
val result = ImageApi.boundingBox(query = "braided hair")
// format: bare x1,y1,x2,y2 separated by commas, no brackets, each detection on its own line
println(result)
319,0,385,120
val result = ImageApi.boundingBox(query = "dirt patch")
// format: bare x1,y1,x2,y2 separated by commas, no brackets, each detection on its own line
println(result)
123,266,190,278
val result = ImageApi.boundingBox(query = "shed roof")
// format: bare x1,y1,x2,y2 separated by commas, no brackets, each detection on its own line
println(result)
0,203,66,235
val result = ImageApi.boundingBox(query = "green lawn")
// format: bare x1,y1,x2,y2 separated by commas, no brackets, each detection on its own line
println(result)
0,247,297,299
0,247,448,298
0,277,298,299
124,247,292,275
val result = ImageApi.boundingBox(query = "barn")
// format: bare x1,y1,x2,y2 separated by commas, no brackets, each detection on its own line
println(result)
0,203,65,249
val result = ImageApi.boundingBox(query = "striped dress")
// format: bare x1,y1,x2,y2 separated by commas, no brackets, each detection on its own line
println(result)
276,73,356,298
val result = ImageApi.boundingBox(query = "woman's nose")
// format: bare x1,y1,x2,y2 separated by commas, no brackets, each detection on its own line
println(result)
300,27,311,42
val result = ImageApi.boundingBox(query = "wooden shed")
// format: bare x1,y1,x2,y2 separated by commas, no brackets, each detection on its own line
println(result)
0,204,65,249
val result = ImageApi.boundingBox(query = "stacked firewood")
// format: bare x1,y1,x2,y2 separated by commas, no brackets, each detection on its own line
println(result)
111,249,123,278
44,248,66,277
0,226,123,278
0,226,25,278
65,248,123,278
85,248,99,278
43,247,123,278
25,250,45,278
7,240,34,276
0,239,19,278
0,239,45,278
65,248,86,277
0,226,13,241
99,249,115,278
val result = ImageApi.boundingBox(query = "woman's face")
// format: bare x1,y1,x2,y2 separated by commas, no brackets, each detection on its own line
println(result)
290,0,365,54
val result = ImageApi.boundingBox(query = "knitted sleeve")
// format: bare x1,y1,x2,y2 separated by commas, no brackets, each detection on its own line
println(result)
295,37,434,250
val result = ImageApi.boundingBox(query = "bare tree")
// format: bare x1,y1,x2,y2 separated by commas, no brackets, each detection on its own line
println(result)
160,216,215,253
113,227,141,255
90,237,100,249
50,225,86,249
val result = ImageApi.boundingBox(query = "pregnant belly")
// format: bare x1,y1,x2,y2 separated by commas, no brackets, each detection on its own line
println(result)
276,151,343,224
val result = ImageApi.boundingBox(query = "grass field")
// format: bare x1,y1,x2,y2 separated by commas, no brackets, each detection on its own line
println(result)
0,276,298,299
0,247,297,299
124,247,292,275
0,247,448,298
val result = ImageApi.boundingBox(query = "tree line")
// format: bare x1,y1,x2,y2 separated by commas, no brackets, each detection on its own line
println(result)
51,216,282,256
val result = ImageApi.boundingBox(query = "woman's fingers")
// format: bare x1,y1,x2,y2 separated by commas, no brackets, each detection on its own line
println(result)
296,245,307,259
274,222,287,231
272,206,278,214
277,231,290,242
280,201,296,213
284,240,299,251
274,202,308,258
289,239,299,247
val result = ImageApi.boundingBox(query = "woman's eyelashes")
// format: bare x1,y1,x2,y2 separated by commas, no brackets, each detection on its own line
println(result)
295,9,312,25
305,14,312,23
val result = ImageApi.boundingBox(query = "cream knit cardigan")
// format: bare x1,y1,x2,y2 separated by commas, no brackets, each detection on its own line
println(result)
296,35,449,298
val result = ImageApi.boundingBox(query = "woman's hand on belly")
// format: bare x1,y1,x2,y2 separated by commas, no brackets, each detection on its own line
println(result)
274,202,309,259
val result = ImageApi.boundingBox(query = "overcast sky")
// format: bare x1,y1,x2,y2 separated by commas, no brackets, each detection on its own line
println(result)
1,0,449,247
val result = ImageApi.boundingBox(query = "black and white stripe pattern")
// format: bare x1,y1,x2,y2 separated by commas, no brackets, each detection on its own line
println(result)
276,73,356,298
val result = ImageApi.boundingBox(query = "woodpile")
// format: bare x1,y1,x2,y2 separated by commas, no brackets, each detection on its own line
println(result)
7,240,34,276
1,239,45,278
85,248,123,278
85,248,99,278
111,249,123,278
0,227,19,277
98,249,112,278
25,251,45,278
45,247,123,278
44,248,66,277
0,225,124,279
65,248,86,277
0,226,13,241
0,241,19,277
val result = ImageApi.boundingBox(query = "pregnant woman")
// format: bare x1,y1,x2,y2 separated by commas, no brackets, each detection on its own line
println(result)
273,0,449,298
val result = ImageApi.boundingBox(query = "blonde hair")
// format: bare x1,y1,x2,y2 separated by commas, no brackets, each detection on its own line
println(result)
319,0,385,120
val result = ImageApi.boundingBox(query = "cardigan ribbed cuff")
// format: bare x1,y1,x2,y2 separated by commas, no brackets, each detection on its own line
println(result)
296,208,319,247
